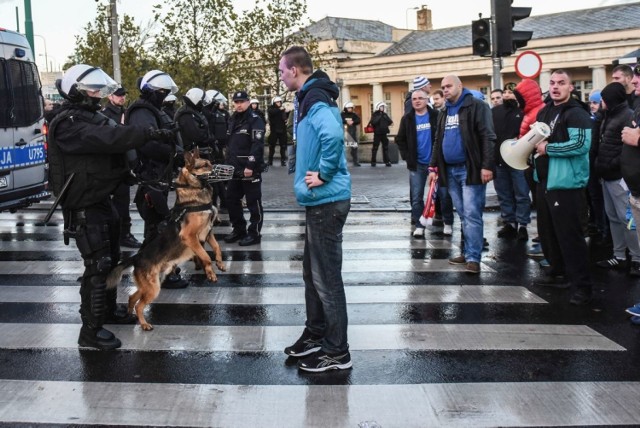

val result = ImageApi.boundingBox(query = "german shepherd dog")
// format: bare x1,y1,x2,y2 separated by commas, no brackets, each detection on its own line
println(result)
107,148,226,330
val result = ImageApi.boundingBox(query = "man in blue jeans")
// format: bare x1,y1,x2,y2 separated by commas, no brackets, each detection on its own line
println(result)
278,46,353,372
428,75,496,274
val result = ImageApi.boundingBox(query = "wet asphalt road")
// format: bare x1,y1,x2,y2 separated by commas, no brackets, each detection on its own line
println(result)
2,161,640,426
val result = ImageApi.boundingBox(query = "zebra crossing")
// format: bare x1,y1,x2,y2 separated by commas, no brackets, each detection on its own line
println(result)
1,205,640,427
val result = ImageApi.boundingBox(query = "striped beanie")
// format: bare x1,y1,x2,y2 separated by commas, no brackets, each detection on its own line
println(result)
413,75,430,90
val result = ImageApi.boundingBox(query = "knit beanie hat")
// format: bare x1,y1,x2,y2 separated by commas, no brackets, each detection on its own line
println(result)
600,82,626,109
413,75,430,90
589,90,602,103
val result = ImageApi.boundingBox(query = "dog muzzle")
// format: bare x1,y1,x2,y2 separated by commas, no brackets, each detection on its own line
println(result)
202,164,235,183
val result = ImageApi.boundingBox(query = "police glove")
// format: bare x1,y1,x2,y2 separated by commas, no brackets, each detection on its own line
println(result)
144,127,175,143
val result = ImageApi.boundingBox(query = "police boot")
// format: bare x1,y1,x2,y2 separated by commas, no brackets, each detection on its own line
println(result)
120,223,142,248
161,266,190,289
78,277,122,350
105,287,137,324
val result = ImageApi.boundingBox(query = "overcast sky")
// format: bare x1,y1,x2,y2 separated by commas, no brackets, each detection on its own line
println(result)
0,0,634,72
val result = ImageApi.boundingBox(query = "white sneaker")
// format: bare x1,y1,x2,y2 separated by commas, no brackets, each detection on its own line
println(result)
443,224,453,235
413,227,425,237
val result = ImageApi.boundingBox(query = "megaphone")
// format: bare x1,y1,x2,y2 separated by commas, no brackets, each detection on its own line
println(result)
500,122,551,170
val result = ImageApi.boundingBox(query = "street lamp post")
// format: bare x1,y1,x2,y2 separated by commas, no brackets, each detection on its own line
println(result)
405,6,419,29
34,34,48,72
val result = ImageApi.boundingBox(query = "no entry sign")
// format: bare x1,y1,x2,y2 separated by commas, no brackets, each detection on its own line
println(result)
515,50,543,79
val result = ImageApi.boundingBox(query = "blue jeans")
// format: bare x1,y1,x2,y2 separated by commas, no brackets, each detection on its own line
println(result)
410,163,430,227
303,199,351,354
446,164,486,263
494,164,531,225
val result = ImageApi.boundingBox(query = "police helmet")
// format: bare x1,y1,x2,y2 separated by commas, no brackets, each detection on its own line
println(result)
184,88,207,108
343,101,354,109
272,96,283,104
56,64,118,102
206,89,221,104
375,101,386,111
250,98,260,105
139,69,178,95
163,94,177,104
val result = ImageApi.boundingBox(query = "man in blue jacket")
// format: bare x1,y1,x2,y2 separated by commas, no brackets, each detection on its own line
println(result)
278,46,353,372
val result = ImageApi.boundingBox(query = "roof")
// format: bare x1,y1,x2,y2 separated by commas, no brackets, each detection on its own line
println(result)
305,16,396,43
376,2,640,56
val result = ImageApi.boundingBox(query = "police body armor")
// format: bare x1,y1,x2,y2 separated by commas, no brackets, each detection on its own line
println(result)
174,104,212,153
124,99,176,181
48,105,127,210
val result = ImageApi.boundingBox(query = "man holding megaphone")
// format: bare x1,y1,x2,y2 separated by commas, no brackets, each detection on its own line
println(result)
532,69,594,306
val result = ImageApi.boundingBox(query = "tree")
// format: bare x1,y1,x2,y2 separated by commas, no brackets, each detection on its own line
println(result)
67,3,157,97
228,0,319,100
152,0,237,95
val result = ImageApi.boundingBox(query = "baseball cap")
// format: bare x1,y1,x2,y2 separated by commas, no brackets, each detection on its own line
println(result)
232,91,249,101
113,86,127,96
413,75,430,90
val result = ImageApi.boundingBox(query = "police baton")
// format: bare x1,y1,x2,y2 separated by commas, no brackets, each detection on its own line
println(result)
43,173,75,224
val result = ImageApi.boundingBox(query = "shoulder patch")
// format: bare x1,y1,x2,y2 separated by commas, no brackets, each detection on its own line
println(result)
253,129,264,140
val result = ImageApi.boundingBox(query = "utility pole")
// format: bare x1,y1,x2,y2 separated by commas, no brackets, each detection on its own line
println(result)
109,0,122,83
490,0,502,91
24,0,34,52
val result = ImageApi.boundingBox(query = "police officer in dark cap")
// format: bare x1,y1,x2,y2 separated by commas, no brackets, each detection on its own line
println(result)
101,85,143,249
125,69,190,289
224,90,266,246
48,64,175,349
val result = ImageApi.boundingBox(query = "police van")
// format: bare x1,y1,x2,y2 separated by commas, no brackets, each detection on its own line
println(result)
0,28,50,212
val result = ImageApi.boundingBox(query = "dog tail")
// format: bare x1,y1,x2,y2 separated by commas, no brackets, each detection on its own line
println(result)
106,256,136,290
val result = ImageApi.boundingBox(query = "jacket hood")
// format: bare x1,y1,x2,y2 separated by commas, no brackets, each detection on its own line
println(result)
601,82,627,110
299,70,340,102
515,79,543,114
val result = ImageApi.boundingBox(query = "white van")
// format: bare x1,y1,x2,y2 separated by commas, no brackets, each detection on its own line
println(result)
0,27,50,212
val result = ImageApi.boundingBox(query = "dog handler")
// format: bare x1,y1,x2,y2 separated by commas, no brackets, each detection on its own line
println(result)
48,64,175,349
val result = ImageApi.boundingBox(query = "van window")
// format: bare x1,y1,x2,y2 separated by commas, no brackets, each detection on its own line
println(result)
0,58,43,128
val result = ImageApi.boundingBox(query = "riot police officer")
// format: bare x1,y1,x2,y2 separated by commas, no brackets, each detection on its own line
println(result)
161,94,178,119
101,86,143,249
224,91,266,246
249,98,266,122
125,69,189,289
204,89,230,209
175,88,217,160
267,96,289,166
48,64,174,350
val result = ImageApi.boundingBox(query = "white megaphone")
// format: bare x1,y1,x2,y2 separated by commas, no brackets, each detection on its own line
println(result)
500,121,551,170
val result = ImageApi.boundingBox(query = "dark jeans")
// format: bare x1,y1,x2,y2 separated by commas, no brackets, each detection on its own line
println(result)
494,164,531,225
536,182,592,290
303,199,351,354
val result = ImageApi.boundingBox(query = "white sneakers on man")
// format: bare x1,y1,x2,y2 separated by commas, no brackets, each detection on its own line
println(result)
443,224,453,236
413,227,425,238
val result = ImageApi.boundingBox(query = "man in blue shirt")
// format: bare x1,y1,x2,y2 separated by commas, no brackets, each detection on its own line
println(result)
396,87,440,237
428,75,496,274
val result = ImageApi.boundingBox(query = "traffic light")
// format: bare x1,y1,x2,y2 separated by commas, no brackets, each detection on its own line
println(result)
471,18,491,57
495,0,533,57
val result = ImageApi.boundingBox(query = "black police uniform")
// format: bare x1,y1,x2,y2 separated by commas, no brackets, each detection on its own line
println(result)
267,103,289,166
48,102,149,350
125,98,178,240
225,106,266,245
175,103,218,160
203,103,229,209
101,101,141,248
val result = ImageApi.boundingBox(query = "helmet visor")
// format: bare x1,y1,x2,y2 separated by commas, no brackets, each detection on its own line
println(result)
75,68,119,98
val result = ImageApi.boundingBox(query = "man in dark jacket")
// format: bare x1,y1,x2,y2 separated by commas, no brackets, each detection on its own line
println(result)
267,96,289,166
492,84,529,240
594,82,640,275
368,101,394,167
427,74,496,274
532,69,594,305
48,64,173,349
125,69,189,289
396,88,439,238
341,102,361,166
101,86,142,249
224,91,266,246
175,87,217,158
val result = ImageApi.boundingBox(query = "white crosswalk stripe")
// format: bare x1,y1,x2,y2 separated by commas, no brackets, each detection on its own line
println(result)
0,209,631,427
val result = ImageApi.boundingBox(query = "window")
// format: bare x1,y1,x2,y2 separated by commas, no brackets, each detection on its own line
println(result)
0,59,43,127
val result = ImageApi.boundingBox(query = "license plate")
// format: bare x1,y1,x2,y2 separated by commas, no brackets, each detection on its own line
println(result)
0,142,46,170
0,176,7,189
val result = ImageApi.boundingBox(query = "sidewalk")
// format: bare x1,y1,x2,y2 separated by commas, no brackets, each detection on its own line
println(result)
261,160,498,211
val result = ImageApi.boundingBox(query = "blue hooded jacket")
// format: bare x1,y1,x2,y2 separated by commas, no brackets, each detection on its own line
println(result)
294,70,351,206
